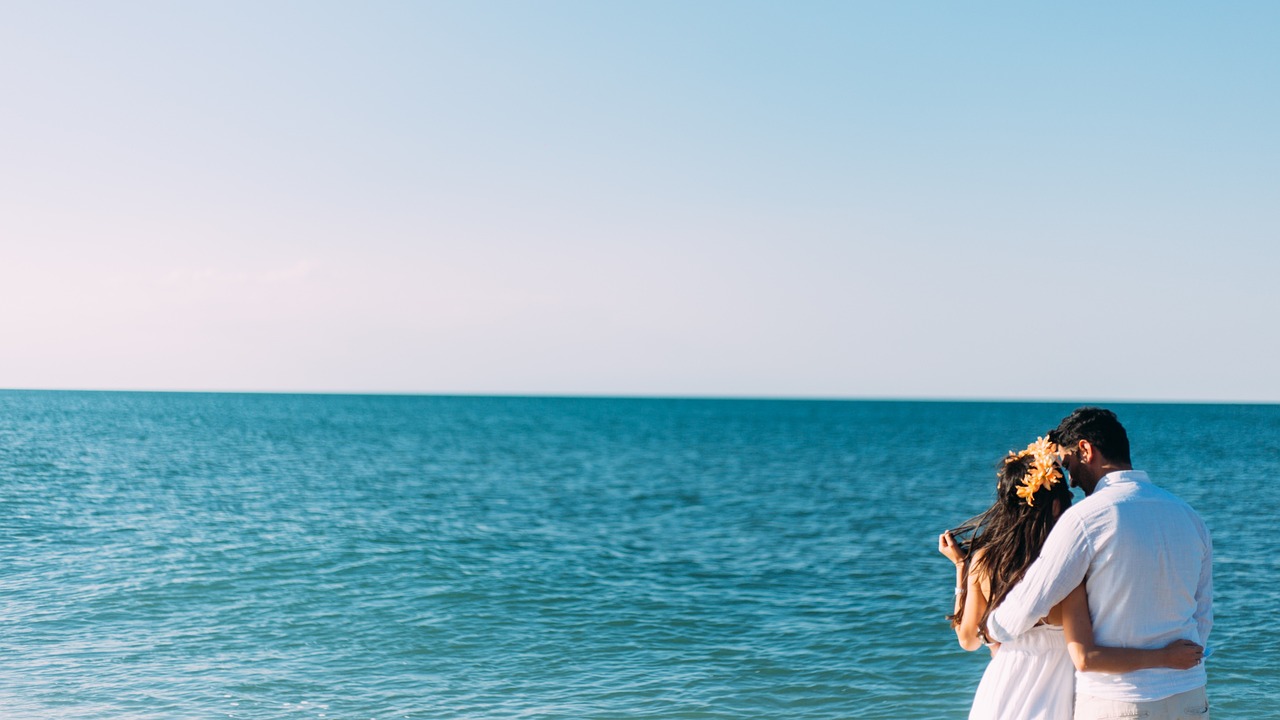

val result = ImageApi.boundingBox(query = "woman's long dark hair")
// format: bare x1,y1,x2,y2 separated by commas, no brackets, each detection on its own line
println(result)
947,453,1073,632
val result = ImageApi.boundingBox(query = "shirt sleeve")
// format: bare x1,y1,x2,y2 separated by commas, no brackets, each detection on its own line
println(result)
986,511,1094,643
1194,519,1213,646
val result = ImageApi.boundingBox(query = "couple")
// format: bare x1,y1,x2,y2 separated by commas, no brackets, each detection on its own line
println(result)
939,407,1212,719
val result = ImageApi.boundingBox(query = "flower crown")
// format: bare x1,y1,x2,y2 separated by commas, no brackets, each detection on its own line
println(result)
1005,436,1063,506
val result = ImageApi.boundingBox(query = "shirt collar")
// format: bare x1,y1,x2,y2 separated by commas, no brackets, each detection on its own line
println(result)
1093,469,1148,492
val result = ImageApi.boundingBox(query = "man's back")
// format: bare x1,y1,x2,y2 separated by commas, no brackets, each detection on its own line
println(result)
1068,470,1213,700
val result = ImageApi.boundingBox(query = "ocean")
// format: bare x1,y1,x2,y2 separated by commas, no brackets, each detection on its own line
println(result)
0,391,1272,718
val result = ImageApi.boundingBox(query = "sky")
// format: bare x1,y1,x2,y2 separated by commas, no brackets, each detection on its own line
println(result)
2,2,1277,402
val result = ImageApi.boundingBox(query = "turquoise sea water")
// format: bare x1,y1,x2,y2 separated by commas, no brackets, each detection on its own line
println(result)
0,392,1273,719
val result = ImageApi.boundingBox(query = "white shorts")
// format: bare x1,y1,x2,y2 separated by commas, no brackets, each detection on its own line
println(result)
1074,686,1209,720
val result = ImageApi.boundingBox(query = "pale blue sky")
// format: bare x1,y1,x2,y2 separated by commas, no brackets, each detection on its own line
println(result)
2,2,1277,401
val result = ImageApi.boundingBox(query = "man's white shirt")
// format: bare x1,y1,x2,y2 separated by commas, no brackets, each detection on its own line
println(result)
986,470,1212,702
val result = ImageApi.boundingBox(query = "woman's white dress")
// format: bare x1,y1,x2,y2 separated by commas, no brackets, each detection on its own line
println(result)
969,624,1074,720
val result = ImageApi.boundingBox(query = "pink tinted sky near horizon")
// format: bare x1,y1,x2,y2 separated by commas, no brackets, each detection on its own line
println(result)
2,2,1277,401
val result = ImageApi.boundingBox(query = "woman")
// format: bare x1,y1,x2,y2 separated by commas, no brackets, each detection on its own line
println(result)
938,437,1202,720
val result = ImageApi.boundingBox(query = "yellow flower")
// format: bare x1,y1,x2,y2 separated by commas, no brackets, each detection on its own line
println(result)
1008,436,1063,506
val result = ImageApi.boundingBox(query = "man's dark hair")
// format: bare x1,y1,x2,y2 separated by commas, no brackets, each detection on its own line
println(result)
1048,407,1132,465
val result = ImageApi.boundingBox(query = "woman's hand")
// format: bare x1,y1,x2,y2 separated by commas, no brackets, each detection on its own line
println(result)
1158,640,1204,669
938,531,965,565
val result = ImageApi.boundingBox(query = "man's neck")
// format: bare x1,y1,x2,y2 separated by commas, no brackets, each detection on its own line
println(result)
1081,464,1135,495
1100,462,1133,475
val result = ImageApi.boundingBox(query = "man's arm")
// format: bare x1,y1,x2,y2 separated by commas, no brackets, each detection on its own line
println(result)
1194,521,1213,646
986,512,1093,643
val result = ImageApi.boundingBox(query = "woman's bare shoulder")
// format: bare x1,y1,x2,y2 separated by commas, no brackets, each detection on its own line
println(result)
968,547,992,595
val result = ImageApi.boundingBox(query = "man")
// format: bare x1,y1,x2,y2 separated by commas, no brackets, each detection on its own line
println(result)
985,407,1213,719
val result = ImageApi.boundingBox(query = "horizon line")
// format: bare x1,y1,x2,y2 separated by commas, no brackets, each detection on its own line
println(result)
1,387,1276,407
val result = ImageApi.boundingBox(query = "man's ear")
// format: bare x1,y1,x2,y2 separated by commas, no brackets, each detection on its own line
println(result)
1078,439,1096,464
